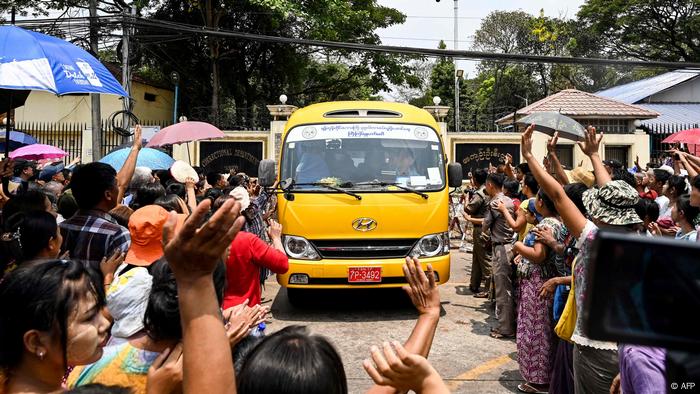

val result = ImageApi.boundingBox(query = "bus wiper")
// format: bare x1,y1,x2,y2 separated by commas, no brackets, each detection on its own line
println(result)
290,182,362,200
350,181,428,199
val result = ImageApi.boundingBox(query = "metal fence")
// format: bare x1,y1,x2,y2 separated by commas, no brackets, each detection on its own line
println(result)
646,123,699,160
15,121,83,164
189,106,271,131
14,120,173,163
100,119,172,157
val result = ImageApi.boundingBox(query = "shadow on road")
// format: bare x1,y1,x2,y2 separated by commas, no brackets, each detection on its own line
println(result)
271,287,446,323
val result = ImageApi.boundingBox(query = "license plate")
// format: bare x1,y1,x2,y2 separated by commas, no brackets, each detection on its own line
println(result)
348,267,382,283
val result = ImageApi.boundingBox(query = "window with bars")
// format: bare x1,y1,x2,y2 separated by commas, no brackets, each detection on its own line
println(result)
554,145,574,169
605,146,629,167
583,119,630,134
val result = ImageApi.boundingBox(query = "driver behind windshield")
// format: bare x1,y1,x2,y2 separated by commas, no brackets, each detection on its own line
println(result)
295,140,330,183
390,148,419,177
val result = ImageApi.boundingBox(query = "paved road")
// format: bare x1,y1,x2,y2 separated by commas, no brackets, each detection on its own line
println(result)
261,242,522,393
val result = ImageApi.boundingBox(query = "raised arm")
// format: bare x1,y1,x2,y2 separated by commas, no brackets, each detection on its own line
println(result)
504,153,516,180
116,125,143,204
522,125,588,238
185,177,197,213
546,134,570,186
677,151,699,178
163,198,245,394
365,257,441,394
577,126,610,187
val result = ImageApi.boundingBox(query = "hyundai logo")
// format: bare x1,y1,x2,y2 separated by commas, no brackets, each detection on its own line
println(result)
352,217,377,231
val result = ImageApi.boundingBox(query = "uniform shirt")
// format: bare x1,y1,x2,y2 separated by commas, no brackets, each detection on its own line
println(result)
60,210,131,265
465,185,489,220
482,192,515,243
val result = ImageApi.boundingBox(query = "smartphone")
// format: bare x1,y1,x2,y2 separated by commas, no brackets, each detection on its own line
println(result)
585,230,700,351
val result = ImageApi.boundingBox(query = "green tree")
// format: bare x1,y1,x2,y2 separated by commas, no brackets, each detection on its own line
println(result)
578,0,700,62
139,0,420,125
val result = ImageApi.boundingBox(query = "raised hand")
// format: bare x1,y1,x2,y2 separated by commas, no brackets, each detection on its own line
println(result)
0,158,15,179
505,153,513,166
402,257,440,317
100,249,125,286
363,341,449,393
533,227,555,248
577,126,603,157
163,198,245,283
266,219,282,240
547,132,559,154
133,124,143,150
147,343,183,394
521,124,536,160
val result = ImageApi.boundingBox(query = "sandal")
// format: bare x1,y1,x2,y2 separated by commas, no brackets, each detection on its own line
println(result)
474,291,489,298
489,329,514,339
517,383,548,394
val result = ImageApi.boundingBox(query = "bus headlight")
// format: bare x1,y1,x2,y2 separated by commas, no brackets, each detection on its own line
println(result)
410,232,449,258
283,235,320,260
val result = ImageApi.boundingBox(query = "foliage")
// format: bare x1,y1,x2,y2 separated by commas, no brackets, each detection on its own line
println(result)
578,0,700,62
135,0,419,125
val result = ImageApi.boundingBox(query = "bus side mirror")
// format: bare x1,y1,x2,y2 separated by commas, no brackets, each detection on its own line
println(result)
447,163,463,188
258,159,277,187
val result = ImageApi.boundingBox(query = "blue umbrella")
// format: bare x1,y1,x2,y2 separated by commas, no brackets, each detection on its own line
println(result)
99,148,175,172
0,130,38,151
0,25,129,157
0,26,128,96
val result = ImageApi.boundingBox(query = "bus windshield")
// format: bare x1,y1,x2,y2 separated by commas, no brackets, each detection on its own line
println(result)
280,123,445,191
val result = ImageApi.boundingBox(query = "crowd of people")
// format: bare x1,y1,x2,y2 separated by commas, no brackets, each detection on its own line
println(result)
0,122,698,393
458,125,700,394
0,125,455,393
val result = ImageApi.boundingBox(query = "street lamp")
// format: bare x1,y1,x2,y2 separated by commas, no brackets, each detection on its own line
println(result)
170,71,180,125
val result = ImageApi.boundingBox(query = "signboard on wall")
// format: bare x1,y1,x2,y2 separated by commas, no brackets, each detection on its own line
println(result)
199,141,263,176
454,143,520,177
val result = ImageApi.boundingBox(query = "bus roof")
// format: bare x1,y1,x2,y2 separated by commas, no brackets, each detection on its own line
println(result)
284,101,440,132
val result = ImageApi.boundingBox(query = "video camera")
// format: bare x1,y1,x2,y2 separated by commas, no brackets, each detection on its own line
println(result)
585,231,700,388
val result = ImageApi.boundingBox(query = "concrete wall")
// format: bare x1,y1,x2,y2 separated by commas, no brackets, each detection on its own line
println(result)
649,77,700,103
172,130,273,165
14,82,175,124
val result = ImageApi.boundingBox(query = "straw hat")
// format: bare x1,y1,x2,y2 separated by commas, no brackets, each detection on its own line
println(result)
570,167,595,188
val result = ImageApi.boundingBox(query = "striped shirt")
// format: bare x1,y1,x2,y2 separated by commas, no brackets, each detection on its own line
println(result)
60,209,131,266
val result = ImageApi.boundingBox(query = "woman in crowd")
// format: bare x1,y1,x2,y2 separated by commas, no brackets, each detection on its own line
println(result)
512,191,566,394
130,183,166,211
0,260,111,393
521,125,643,394
67,258,222,391
670,195,699,241
1,211,63,269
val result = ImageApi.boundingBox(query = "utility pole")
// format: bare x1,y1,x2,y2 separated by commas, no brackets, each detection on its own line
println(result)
121,6,134,143
89,0,102,160
453,0,459,133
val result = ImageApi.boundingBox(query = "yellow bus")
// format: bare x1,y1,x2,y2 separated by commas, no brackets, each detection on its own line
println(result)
258,101,463,303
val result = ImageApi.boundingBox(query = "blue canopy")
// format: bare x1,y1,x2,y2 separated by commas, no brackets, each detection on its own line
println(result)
0,130,38,151
0,26,128,97
99,147,175,172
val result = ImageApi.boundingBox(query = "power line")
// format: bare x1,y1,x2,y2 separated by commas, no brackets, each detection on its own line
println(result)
7,16,700,70
121,17,700,70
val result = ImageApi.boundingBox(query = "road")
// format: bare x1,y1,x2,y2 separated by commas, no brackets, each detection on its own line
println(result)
261,241,522,393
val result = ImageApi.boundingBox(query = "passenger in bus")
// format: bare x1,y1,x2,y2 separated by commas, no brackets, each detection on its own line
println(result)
295,141,330,184
326,151,355,181
357,150,386,181
391,148,420,177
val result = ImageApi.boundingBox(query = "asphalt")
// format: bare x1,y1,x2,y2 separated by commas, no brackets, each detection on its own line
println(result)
261,238,522,393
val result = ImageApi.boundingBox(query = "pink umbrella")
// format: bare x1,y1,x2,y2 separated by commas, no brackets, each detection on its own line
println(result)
662,128,700,145
9,144,68,160
146,121,225,148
